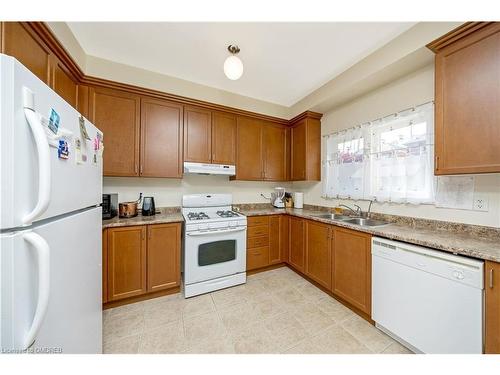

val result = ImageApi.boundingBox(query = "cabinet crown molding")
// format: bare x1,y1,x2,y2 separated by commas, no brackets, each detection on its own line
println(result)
426,22,494,53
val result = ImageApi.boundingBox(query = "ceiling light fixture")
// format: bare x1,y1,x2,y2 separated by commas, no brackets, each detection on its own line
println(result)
224,45,243,80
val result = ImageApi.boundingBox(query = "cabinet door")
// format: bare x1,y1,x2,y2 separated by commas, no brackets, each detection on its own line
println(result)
485,260,500,353
107,226,147,301
305,221,332,290
280,215,290,263
236,117,263,180
289,217,305,272
2,22,51,84
141,98,183,177
247,246,270,271
332,227,371,315
184,106,212,163
269,215,281,264
435,24,500,174
50,55,78,107
291,120,307,180
263,123,287,181
89,87,141,176
77,85,90,119
147,223,181,292
212,112,236,165
102,229,108,304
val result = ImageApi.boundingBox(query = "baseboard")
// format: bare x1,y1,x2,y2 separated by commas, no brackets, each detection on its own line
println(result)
103,287,180,310
246,262,286,275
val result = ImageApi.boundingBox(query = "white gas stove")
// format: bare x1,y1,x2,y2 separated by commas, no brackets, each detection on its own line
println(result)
182,194,247,298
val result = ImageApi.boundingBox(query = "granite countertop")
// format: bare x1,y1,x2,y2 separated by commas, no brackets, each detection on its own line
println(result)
239,207,500,263
102,209,183,229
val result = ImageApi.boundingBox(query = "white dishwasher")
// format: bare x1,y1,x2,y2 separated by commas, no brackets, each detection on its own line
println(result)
372,237,484,354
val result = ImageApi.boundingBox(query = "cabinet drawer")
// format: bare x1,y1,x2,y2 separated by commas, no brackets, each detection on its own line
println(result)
248,225,269,238
247,246,270,271
247,235,269,249
248,216,269,227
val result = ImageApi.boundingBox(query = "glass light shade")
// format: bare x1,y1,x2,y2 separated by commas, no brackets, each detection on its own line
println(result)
223,55,243,80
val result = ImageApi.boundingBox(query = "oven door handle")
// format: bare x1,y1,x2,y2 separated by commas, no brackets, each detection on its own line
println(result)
186,227,246,236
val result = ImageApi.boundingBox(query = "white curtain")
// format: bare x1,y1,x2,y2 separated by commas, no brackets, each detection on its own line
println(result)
323,125,370,200
323,102,435,205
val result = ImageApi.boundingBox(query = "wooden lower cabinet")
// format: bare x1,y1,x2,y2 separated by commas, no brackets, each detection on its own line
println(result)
102,229,108,304
305,221,332,290
269,215,281,264
105,223,181,304
280,215,290,263
247,246,270,270
246,215,288,271
332,227,372,315
147,223,181,292
107,226,147,301
485,260,500,353
289,217,305,272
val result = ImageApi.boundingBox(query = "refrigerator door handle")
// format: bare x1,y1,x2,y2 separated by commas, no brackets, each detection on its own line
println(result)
22,232,51,350
22,87,51,225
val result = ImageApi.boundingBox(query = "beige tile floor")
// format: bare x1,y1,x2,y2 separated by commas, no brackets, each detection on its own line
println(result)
103,267,413,354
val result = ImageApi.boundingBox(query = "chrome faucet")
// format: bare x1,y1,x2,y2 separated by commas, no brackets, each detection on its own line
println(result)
339,201,373,218
338,204,362,217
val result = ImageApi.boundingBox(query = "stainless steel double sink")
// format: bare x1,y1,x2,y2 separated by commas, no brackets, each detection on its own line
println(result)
311,213,389,227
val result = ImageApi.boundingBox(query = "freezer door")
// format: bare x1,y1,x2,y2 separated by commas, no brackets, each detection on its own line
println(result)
0,54,103,230
0,208,102,353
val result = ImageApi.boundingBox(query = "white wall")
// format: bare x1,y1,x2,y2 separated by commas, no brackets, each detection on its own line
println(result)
293,64,500,228
103,175,291,207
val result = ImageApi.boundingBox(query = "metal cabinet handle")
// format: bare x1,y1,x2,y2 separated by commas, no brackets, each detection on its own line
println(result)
490,269,494,289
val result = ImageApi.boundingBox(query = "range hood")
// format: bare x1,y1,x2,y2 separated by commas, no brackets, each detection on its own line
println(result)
183,162,236,176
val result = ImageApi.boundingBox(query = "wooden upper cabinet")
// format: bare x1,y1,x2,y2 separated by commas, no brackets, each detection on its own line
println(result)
290,114,321,181
429,22,500,174
332,227,371,315
77,85,90,119
147,223,181,292
141,98,183,178
1,22,51,84
212,112,237,165
236,117,263,180
305,221,332,291
49,55,78,107
263,123,288,181
107,226,147,301
291,120,307,180
89,86,141,176
289,216,305,272
485,260,500,353
184,106,212,163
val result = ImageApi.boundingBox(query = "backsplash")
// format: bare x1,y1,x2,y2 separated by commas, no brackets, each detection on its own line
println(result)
103,175,292,207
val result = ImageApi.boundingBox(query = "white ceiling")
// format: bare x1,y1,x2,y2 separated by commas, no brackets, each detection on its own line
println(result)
67,22,415,106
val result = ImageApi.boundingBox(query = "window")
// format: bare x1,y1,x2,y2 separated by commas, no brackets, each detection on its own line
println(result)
323,102,434,204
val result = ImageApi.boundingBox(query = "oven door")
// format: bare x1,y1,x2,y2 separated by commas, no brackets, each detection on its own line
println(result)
184,227,247,285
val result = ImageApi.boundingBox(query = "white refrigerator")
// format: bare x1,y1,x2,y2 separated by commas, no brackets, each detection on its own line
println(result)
0,54,103,353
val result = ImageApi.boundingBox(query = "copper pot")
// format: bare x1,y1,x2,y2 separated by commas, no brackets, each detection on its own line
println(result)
119,194,142,218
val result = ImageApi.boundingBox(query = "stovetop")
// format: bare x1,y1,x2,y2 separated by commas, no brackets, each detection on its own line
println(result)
182,209,243,223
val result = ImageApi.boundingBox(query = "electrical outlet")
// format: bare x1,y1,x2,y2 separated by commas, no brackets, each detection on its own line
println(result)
473,195,489,211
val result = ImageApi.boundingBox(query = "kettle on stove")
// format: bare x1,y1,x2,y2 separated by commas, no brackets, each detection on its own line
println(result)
142,196,156,216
